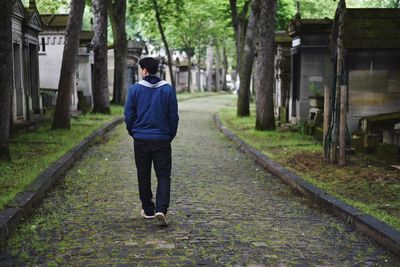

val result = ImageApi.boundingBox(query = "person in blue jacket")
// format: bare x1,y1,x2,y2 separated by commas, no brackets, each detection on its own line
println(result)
124,57,179,226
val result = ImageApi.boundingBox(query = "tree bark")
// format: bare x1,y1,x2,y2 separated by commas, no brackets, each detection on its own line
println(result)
254,0,276,130
108,0,127,105
52,0,86,129
215,44,221,91
152,0,175,89
222,44,228,91
330,0,346,163
0,0,13,160
323,85,331,159
236,1,257,117
206,43,214,91
187,55,191,92
229,0,250,70
92,0,111,114
339,85,347,166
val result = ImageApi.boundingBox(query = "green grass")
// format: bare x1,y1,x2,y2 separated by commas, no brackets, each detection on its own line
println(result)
0,106,124,209
220,107,322,159
219,104,400,230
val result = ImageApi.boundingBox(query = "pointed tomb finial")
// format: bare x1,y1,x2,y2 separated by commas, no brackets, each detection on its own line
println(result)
29,0,37,9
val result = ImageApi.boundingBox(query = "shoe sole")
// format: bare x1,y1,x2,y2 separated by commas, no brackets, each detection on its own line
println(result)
141,210,155,219
155,213,167,226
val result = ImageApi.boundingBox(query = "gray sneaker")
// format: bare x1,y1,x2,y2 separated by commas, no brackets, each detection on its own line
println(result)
155,212,168,226
141,209,155,219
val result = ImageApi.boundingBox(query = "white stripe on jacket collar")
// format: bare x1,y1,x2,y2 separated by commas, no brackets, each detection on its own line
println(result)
138,80,169,88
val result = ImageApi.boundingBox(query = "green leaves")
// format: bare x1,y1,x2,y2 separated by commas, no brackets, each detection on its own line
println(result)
277,0,295,30
34,0,70,13
127,0,234,59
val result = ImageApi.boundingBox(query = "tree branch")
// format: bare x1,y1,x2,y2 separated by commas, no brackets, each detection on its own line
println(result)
239,0,251,19
229,0,238,32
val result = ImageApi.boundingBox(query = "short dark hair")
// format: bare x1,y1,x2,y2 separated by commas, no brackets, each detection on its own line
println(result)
139,57,159,75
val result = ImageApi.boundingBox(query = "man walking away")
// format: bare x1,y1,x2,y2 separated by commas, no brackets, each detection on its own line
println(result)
124,57,179,226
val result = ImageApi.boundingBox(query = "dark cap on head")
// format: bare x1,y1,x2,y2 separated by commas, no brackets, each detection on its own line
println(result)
139,57,159,75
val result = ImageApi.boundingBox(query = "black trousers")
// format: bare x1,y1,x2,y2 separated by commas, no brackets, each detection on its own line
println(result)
134,140,172,214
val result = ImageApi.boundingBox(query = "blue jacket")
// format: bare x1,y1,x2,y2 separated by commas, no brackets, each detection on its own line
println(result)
124,75,179,141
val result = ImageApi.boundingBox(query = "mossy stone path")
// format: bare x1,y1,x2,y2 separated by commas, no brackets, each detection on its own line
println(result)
2,95,399,266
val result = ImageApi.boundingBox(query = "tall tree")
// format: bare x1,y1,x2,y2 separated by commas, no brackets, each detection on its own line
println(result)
92,0,111,114
230,0,257,117
229,0,251,71
221,44,228,91
215,43,222,91
128,0,232,92
166,0,215,92
254,0,276,130
151,0,176,89
206,43,214,91
108,0,128,105
128,0,187,89
0,0,13,161
52,0,86,129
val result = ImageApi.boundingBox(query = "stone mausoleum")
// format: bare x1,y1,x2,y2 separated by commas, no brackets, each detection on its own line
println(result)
39,14,94,112
288,18,334,124
340,8,400,147
108,39,145,97
274,31,292,123
11,0,43,124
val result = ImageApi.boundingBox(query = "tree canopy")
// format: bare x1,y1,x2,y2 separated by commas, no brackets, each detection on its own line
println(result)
30,0,399,51
30,0,70,13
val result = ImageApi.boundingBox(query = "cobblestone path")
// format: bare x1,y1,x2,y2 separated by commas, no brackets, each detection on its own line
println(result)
3,95,399,266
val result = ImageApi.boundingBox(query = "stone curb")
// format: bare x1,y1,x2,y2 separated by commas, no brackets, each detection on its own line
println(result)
0,117,124,249
214,113,400,257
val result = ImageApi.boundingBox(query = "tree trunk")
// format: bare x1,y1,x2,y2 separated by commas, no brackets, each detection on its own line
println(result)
255,0,276,130
339,85,347,166
215,44,221,91
152,0,175,89
52,0,86,129
229,0,250,71
222,44,228,91
92,0,111,114
230,0,252,113
187,55,191,92
206,43,214,91
323,85,331,159
237,2,257,117
330,0,346,163
108,0,127,105
0,0,13,161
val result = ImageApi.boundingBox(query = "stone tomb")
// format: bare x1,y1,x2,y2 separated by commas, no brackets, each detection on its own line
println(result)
340,8,400,148
108,39,145,97
288,18,334,124
274,31,292,123
39,14,94,112
11,0,43,123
